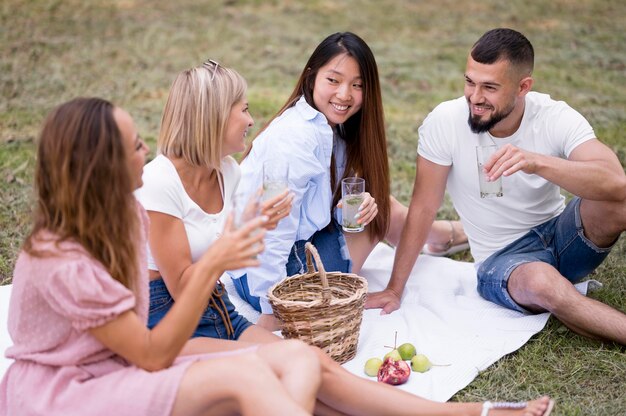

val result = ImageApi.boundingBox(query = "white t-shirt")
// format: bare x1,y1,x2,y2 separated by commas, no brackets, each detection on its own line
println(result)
418,92,596,263
134,154,240,271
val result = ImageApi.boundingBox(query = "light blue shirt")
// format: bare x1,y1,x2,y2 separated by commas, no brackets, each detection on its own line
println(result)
233,97,344,313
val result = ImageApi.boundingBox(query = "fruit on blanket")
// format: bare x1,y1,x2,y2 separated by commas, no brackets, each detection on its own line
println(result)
397,342,416,360
364,357,384,377
411,354,432,373
377,357,411,385
383,349,402,362
382,330,403,362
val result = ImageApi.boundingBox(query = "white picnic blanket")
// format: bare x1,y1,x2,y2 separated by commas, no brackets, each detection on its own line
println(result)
0,243,594,401
222,243,594,401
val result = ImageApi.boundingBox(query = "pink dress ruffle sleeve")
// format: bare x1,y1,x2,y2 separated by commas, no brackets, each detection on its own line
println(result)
0,204,251,415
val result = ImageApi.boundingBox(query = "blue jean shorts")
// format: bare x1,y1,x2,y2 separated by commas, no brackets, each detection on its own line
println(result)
232,218,352,313
477,197,613,313
148,277,253,340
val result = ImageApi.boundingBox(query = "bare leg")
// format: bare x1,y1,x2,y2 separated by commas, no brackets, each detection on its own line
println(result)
197,327,553,416
505,196,626,344
255,340,322,413
346,195,467,272
171,352,313,416
256,312,282,331
508,262,626,344
311,348,552,416
238,323,283,343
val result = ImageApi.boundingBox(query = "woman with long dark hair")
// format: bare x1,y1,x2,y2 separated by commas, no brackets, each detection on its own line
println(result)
233,32,468,329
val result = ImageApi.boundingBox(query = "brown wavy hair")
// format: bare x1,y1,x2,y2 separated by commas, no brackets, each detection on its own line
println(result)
244,32,390,240
24,97,140,291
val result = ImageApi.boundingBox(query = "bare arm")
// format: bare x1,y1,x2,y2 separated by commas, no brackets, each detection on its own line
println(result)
365,157,450,313
89,216,265,371
147,211,197,300
487,139,626,201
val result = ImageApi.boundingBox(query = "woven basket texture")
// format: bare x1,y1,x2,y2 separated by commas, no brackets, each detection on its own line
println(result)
268,242,368,364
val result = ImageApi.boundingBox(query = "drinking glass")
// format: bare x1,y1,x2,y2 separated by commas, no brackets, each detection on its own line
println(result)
475,145,503,198
262,160,289,202
341,177,365,233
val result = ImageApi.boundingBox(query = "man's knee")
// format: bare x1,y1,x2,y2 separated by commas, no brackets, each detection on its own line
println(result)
511,265,582,311
510,265,561,305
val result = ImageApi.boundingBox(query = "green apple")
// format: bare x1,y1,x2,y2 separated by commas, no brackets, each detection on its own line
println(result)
397,342,417,360
410,354,432,373
364,357,383,377
383,349,402,362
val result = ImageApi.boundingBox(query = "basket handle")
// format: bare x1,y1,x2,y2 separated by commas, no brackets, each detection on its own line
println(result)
304,242,331,303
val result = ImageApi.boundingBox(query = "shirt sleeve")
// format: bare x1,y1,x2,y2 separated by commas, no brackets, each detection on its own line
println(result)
40,258,136,331
236,122,329,314
135,156,185,219
545,101,596,158
417,101,457,167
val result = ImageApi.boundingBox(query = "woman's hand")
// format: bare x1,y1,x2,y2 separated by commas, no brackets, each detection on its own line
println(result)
337,192,378,226
260,189,294,230
197,214,267,275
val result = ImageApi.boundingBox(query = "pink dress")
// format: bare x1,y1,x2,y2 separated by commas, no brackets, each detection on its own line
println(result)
0,205,246,415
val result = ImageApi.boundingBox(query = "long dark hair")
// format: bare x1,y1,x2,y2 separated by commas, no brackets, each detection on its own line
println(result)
246,32,390,240
24,97,140,291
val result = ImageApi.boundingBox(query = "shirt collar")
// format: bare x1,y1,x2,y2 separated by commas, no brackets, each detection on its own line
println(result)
295,96,324,122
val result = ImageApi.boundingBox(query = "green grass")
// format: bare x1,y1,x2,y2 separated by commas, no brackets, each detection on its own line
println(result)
1,0,625,413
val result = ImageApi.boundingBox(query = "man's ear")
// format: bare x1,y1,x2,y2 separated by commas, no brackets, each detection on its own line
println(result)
518,76,534,96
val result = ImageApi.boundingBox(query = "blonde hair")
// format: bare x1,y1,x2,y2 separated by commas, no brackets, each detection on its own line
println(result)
158,62,247,170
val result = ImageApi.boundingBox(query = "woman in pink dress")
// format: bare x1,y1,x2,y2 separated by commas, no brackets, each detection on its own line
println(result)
0,97,321,415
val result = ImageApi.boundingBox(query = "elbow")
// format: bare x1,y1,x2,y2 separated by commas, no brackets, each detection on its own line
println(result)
607,176,626,202
141,354,175,372
617,178,626,201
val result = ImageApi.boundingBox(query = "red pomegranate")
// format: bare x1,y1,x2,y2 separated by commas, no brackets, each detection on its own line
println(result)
377,357,411,385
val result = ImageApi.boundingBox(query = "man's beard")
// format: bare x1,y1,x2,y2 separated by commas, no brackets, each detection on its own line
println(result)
467,102,515,134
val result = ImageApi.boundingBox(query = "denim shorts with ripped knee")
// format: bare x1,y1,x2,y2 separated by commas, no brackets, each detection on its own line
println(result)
476,197,613,313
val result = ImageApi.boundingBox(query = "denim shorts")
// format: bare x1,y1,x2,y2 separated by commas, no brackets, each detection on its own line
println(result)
477,197,613,313
233,218,352,313
148,277,253,340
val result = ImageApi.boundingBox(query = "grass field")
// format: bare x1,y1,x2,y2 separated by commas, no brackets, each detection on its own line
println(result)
1,0,625,414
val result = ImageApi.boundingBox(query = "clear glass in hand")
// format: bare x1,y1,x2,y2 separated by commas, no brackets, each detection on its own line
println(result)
262,159,289,202
341,177,365,233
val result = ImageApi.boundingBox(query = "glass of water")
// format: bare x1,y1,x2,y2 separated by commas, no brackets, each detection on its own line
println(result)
341,177,365,233
475,145,503,198
262,159,289,202
231,192,261,229
231,192,262,257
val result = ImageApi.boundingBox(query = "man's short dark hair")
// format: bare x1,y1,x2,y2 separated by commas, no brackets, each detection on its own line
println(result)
471,28,534,76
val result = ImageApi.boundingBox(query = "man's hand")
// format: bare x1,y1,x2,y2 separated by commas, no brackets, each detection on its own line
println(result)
486,143,539,180
365,288,402,315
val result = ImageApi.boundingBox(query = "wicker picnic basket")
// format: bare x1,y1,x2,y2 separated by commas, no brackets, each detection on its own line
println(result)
268,242,368,364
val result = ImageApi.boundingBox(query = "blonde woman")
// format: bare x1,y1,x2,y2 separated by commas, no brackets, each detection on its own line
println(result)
136,61,292,342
